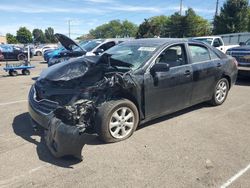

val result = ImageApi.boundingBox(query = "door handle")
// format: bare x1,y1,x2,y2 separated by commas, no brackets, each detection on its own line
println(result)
184,70,191,76
217,63,222,67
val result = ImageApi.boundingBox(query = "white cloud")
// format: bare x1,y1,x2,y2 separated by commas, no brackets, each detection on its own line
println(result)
109,5,162,13
85,0,114,3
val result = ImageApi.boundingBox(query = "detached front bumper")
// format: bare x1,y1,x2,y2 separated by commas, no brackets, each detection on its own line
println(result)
28,86,87,159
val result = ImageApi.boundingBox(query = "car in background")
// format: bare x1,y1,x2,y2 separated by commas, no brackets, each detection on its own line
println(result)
0,44,32,61
43,40,89,62
193,36,238,53
34,44,58,56
28,38,238,158
226,38,250,74
48,33,130,66
0,49,4,61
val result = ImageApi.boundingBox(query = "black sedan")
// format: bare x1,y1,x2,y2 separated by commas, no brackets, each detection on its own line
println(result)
28,38,238,158
0,44,32,61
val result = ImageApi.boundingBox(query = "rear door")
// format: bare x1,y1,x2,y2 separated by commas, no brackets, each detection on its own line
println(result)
187,43,221,104
144,43,193,119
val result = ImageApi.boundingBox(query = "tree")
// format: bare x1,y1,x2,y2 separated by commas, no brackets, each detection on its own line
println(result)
32,29,46,44
166,9,211,38
45,27,57,43
213,0,249,34
16,27,32,44
136,15,170,38
89,20,138,38
6,33,18,44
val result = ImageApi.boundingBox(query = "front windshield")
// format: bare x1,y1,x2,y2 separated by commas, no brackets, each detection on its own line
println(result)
104,42,159,70
194,38,213,45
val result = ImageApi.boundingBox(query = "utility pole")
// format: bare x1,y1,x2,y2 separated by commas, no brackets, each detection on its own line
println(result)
180,0,183,15
68,20,71,38
215,0,219,16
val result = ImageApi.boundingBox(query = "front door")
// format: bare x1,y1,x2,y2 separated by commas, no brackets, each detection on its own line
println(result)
144,43,193,119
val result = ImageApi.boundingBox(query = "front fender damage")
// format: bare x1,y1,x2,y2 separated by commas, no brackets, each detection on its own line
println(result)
43,72,137,159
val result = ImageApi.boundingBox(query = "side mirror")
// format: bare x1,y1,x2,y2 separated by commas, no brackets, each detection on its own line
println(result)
150,63,170,75
94,48,104,55
239,42,246,46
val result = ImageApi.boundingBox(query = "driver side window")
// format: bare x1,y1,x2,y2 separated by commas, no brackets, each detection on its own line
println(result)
156,44,187,68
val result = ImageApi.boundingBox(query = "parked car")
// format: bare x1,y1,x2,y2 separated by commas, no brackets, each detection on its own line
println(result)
226,39,250,75
48,33,129,66
193,36,239,53
34,44,58,56
0,44,32,61
28,38,238,158
0,49,4,61
43,40,90,62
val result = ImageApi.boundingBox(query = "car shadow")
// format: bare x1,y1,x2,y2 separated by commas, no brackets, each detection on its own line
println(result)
138,102,211,130
236,76,250,86
12,113,82,168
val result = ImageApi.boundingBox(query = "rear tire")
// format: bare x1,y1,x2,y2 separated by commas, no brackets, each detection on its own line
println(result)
22,69,30,75
36,51,42,56
95,99,139,143
210,78,229,106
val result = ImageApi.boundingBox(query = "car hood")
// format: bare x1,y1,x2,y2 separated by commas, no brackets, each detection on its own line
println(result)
54,33,82,51
227,45,250,52
38,56,101,82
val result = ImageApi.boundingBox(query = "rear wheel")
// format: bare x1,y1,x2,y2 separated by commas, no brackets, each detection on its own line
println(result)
96,99,139,143
22,69,30,75
210,78,229,106
36,51,42,56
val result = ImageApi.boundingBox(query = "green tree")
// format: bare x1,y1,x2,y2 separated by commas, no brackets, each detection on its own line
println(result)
45,27,57,43
89,20,138,38
32,29,46,44
136,15,170,38
6,33,18,44
213,0,249,34
16,27,32,44
166,9,211,38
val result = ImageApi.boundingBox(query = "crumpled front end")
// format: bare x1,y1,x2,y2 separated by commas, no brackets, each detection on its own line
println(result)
29,62,138,159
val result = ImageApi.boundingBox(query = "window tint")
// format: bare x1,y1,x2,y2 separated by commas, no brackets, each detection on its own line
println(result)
213,38,223,47
156,44,187,68
189,45,210,63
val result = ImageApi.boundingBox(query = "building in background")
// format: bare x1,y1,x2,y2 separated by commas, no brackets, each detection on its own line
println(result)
0,36,7,44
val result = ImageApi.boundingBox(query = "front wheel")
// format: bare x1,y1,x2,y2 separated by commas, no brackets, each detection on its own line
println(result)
210,78,229,106
17,54,26,61
96,99,139,143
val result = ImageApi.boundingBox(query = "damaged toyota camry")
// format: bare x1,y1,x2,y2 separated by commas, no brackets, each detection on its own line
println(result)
28,38,238,158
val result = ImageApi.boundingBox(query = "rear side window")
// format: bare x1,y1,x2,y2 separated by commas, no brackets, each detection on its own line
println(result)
188,45,210,63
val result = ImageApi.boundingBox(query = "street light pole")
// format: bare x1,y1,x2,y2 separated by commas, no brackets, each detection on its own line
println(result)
68,20,71,38
180,0,183,15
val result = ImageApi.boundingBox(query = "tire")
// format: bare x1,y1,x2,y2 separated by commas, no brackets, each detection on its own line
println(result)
22,69,30,75
9,70,18,76
96,99,139,143
36,51,42,56
210,78,229,106
17,54,26,61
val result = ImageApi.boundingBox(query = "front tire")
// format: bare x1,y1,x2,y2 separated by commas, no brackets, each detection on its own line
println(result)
17,54,26,61
210,78,229,106
96,99,139,143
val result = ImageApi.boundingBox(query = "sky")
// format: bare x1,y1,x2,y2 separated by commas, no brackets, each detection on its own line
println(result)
0,0,226,39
